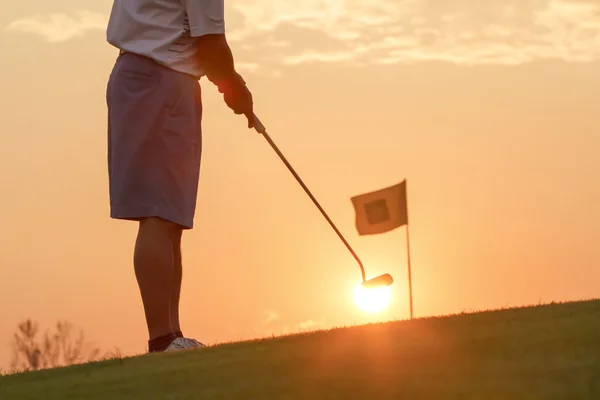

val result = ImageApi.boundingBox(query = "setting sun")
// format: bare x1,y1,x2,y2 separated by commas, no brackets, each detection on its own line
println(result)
353,283,392,313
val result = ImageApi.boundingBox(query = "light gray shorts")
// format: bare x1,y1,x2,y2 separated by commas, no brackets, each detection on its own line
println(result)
106,52,202,229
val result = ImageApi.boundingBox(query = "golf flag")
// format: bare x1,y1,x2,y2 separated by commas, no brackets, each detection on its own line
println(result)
350,179,414,319
351,180,408,236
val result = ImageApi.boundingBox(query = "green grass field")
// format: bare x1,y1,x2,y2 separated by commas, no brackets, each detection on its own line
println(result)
1,299,599,399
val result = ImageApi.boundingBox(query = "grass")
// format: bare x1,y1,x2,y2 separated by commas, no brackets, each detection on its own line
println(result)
1,299,600,399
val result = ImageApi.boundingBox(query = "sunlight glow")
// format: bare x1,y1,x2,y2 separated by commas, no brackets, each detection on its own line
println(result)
353,283,392,313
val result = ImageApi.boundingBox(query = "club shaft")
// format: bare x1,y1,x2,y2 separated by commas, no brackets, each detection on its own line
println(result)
254,115,366,282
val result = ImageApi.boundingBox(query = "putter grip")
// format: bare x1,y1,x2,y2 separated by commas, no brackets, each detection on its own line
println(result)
253,114,266,134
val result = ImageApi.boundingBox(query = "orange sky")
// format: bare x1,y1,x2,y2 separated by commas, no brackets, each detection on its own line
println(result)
1,0,599,369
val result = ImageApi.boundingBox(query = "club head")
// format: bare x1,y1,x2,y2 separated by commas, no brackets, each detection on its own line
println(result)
361,273,394,288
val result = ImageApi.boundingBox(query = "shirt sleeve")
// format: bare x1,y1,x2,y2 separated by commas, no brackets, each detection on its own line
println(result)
183,0,225,37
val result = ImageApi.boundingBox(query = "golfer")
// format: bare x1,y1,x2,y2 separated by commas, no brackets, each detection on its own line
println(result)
105,0,254,352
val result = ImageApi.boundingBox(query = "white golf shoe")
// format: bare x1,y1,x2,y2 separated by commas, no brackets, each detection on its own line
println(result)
164,337,206,352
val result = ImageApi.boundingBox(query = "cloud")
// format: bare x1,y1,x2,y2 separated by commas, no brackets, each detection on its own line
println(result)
296,319,318,331
227,0,600,66
235,62,261,73
281,50,357,65
5,11,107,42
280,319,320,335
262,309,280,325
251,310,323,337
8,1,599,70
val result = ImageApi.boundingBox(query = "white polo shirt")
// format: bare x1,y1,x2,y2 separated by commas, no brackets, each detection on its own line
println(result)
106,0,225,79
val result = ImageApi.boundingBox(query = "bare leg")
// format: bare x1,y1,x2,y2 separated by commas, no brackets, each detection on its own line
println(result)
171,229,183,334
133,217,176,340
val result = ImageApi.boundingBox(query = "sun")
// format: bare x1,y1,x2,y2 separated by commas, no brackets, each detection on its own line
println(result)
353,283,392,313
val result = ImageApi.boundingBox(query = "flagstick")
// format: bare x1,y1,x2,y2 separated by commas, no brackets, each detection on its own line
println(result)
406,223,414,319
405,180,414,319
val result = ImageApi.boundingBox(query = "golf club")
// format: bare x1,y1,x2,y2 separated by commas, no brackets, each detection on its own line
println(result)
251,113,394,289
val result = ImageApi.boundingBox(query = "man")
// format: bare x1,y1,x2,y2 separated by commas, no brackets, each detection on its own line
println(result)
105,0,254,352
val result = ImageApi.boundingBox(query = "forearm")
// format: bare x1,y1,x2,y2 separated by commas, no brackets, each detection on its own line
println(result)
195,34,238,84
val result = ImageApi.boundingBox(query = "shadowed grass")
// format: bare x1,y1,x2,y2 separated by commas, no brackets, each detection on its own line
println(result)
1,299,600,399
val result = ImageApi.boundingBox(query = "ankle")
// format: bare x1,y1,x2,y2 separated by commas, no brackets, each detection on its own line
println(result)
148,332,178,352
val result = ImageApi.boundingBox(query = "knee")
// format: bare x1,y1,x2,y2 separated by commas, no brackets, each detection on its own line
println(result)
138,217,180,237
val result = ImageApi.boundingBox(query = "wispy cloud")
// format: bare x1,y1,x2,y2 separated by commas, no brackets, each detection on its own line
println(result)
282,319,318,334
249,309,323,337
228,0,600,66
7,1,599,69
4,11,106,42
262,309,280,325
